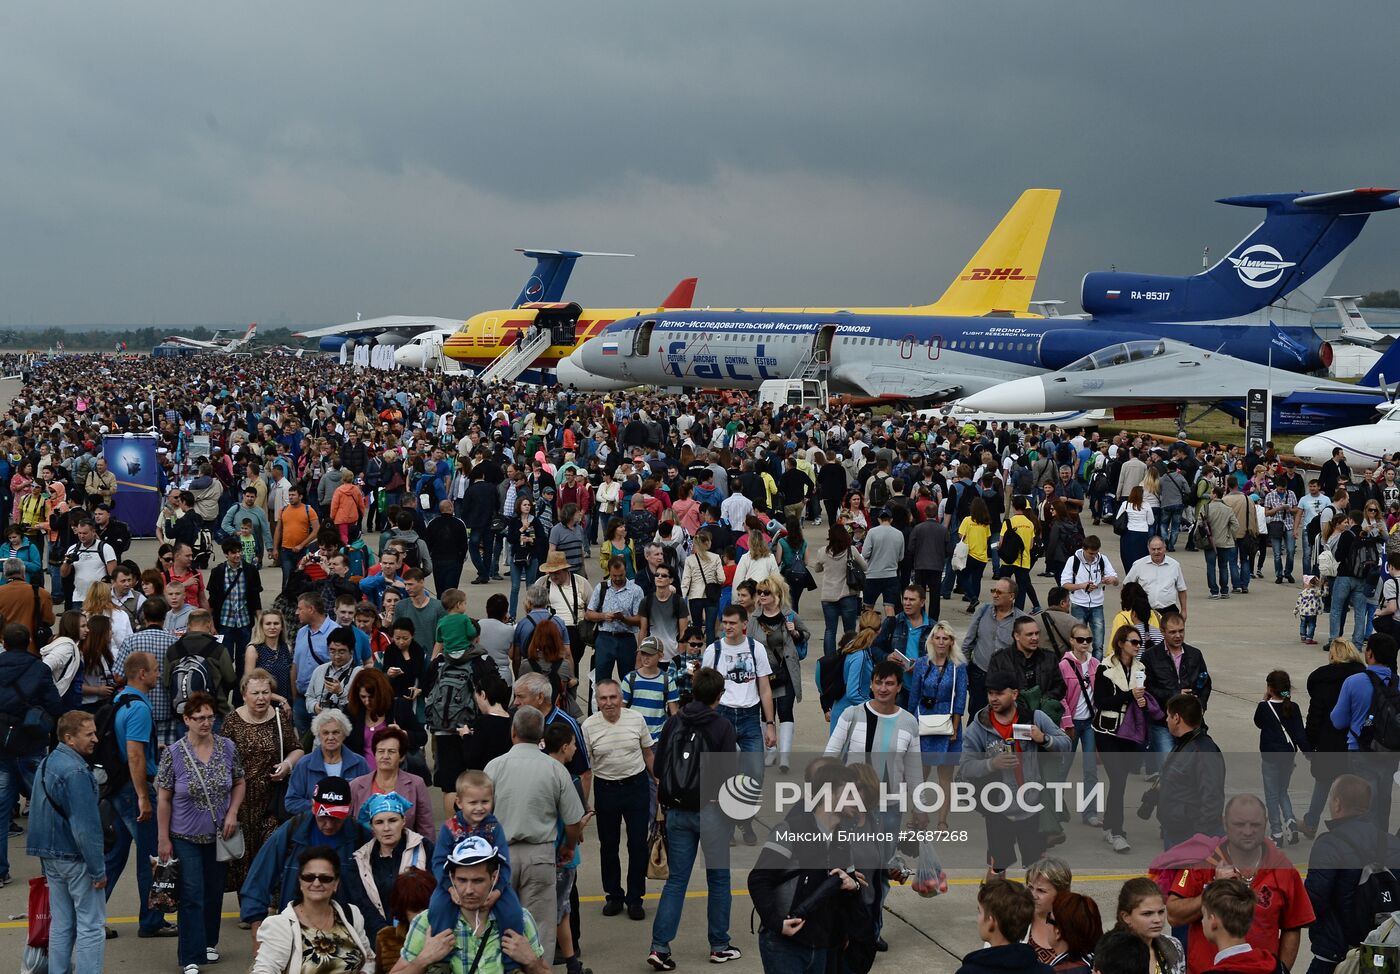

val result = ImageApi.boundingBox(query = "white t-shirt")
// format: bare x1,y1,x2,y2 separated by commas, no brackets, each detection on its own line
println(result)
65,539,116,605
703,635,773,709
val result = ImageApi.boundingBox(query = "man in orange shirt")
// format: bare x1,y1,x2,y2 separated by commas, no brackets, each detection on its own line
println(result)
1167,794,1313,974
273,484,319,589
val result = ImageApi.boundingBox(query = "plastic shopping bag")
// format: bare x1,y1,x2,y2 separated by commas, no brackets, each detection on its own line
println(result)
911,838,948,898
149,856,179,913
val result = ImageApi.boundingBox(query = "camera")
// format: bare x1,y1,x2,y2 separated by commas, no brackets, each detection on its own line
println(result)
1136,785,1160,820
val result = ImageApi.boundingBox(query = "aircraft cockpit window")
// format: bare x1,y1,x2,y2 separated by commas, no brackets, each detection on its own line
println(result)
1062,340,1169,373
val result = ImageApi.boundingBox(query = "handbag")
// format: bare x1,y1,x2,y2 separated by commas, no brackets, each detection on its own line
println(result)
578,583,602,647
1113,510,1129,536
845,549,866,592
149,856,180,913
26,876,50,949
695,555,722,603
917,661,955,736
951,541,969,572
646,811,669,881
182,739,245,863
1267,520,1287,540
32,584,52,648
267,715,292,823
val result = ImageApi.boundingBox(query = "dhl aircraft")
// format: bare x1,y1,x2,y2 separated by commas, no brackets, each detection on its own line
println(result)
449,188,1062,385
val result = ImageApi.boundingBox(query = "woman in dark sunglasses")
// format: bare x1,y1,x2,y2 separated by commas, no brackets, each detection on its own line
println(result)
250,846,373,974
1091,626,1164,855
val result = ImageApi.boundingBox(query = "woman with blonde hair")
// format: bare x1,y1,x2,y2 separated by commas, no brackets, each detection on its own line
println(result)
1301,636,1367,837
911,621,966,828
734,530,779,587
821,609,881,731
82,579,133,653
751,575,809,771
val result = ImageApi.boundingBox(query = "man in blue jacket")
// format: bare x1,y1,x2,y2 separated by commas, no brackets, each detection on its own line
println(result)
239,776,370,947
1330,633,1399,829
29,710,109,974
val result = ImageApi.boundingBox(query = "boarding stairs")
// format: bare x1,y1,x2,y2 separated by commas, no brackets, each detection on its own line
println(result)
476,328,554,383
792,346,831,382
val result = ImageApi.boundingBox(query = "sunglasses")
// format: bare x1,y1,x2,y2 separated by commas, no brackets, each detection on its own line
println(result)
1124,639,1142,647
1072,636,1093,644
299,873,337,885
161,555,174,563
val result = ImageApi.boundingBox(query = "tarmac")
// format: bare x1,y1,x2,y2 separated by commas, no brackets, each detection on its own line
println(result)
0,382,1345,972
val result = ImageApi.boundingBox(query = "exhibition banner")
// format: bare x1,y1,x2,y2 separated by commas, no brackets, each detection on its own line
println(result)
104,434,161,536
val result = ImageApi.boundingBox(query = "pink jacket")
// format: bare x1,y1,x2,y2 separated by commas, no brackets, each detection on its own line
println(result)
349,770,435,839
1058,654,1101,730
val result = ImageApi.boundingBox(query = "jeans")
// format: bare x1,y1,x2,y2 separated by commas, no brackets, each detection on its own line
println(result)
594,631,638,687
595,772,650,906
719,704,764,779
1304,530,1317,576
1204,549,1239,597
689,598,719,644
1236,546,1253,590
966,664,987,724
171,837,225,968
1145,720,1174,774
432,557,463,595
43,856,107,974
961,557,988,606
1271,528,1296,579
292,695,312,737
1070,604,1105,660
821,596,861,658
1071,717,1099,818
509,557,540,619
759,930,827,974
49,539,65,603
0,752,39,878
1160,505,1184,550
650,805,732,952
939,556,960,599
469,527,495,582
1004,564,1040,611
1261,753,1297,836
1329,575,1369,646
279,546,300,590
105,782,164,933
1300,615,1318,640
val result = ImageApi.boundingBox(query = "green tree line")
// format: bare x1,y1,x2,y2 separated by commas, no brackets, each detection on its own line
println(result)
0,325,316,350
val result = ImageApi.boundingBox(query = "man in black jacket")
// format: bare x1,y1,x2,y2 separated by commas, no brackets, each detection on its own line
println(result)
1306,773,1400,974
647,668,740,969
423,499,469,593
748,761,865,974
1142,610,1211,762
986,616,1066,722
462,467,498,586
1157,693,1224,850
92,504,131,563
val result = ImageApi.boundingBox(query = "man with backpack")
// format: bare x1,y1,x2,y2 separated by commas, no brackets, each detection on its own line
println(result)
1327,512,1373,648
164,609,236,722
0,620,65,886
647,666,740,970
1305,773,1400,974
1330,633,1400,831
100,651,174,938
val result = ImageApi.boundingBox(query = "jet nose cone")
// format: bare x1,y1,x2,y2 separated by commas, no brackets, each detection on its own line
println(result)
958,377,1048,414
555,356,632,392
394,346,424,368
1292,434,1331,468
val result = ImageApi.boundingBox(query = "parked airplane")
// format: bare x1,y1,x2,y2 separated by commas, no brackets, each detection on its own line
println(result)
565,188,1399,400
1327,294,1393,350
293,248,631,347
162,322,257,352
494,188,1062,387
958,334,1400,434
1294,401,1400,471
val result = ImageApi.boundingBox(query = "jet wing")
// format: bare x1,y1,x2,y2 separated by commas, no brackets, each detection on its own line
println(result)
294,315,464,339
828,361,965,402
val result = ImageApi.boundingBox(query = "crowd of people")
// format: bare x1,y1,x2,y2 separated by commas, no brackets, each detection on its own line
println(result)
3,352,1400,974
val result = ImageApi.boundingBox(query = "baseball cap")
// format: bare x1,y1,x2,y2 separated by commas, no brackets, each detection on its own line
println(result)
637,636,661,656
312,777,352,819
447,835,500,869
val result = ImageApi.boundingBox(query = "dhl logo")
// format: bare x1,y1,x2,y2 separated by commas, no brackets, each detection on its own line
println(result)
444,318,615,359
959,267,1036,282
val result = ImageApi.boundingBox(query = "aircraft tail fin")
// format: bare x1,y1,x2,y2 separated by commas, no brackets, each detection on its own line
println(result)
659,278,698,309
1083,188,1400,322
240,322,257,345
1328,294,1391,348
512,249,633,308
928,189,1061,315
1360,337,1400,389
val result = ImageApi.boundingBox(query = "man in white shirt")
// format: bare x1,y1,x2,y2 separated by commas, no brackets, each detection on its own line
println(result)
60,518,117,608
1124,536,1189,620
581,679,654,920
720,488,753,531
1059,535,1119,659
701,604,777,845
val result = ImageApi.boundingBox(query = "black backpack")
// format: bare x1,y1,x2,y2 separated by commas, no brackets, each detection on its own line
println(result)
91,693,142,799
1336,829,1400,937
658,717,712,812
999,521,1026,565
867,475,891,509
425,656,491,733
1361,671,1400,752
818,649,847,712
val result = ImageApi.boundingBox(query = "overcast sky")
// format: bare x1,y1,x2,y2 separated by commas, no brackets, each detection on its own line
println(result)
3,2,1398,326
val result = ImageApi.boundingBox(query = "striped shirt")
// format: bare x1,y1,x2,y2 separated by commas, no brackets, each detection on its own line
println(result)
549,522,588,572
622,669,678,742
116,627,177,723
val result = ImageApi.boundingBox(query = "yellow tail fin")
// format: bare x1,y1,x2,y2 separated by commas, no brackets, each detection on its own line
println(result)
928,188,1061,315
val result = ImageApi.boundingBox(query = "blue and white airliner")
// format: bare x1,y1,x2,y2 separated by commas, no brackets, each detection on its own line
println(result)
560,188,1399,401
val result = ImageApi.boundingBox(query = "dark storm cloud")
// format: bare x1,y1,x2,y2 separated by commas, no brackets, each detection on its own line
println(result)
0,1,1397,324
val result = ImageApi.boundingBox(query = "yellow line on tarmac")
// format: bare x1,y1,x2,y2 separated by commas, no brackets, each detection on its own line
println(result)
0,874,1149,930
